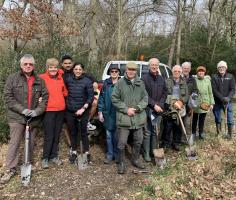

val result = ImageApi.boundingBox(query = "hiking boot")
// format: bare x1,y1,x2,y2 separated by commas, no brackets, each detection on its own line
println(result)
42,159,49,169
103,158,113,165
86,153,91,164
0,169,16,184
69,151,77,164
87,122,96,131
51,157,63,166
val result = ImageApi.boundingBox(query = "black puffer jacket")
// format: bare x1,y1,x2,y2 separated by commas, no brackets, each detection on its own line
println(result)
211,72,235,104
64,74,94,112
141,71,167,109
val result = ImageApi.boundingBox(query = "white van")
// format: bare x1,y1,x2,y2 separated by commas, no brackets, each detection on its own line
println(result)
102,61,172,80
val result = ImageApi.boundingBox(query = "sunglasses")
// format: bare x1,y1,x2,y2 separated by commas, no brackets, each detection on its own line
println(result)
110,70,119,73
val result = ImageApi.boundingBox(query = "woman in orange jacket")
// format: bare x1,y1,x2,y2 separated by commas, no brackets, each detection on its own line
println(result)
39,58,68,169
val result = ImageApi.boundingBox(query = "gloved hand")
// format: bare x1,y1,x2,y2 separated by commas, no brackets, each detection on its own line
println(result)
98,112,104,122
28,110,38,117
222,97,230,104
22,109,31,116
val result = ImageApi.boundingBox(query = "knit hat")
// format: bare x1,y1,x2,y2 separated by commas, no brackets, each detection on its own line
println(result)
217,61,227,69
196,66,206,73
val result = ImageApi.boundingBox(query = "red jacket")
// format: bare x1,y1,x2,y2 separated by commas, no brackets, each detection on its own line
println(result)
39,69,68,111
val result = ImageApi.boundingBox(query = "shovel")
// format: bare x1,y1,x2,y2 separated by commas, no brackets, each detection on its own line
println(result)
77,118,88,170
177,111,197,160
223,104,229,139
152,114,166,169
21,118,32,186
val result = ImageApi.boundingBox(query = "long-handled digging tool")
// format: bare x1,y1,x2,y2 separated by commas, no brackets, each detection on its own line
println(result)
21,118,32,186
188,109,195,146
151,114,166,169
176,111,197,160
77,118,88,170
223,104,229,139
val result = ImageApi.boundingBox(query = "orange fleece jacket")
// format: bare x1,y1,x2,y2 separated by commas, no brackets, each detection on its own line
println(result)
39,69,68,111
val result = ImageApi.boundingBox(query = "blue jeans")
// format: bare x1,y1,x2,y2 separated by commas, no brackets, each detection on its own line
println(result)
106,129,118,161
213,102,234,125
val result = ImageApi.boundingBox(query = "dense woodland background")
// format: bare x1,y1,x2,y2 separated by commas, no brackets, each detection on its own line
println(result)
0,0,235,142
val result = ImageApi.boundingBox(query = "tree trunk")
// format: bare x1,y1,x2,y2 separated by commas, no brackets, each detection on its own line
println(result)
176,0,182,65
116,0,123,59
63,0,77,50
88,0,98,69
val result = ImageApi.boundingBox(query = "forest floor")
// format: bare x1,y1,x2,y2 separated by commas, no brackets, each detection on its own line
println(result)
0,112,236,200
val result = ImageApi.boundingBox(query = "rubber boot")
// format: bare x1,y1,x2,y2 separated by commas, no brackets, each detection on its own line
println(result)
142,137,151,162
226,125,233,140
132,145,145,169
216,123,221,136
117,149,125,174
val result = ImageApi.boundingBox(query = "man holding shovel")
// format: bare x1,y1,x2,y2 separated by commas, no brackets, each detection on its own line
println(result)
141,58,167,162
211,61,235,139
111,62,148,174
1,54,48,184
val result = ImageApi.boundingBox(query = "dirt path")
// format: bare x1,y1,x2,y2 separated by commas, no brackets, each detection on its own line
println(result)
0,135,149,200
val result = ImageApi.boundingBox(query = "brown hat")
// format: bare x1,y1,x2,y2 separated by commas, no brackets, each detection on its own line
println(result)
126,62,138,69
196,66,206,73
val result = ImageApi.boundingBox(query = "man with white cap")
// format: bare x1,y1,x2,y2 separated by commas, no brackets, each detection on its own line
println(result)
211,61,235,139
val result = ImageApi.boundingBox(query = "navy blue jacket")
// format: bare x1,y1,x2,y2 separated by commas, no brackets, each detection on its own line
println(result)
211,72,235,104
141,71,167,109
64,74,94,112
98,78,117,131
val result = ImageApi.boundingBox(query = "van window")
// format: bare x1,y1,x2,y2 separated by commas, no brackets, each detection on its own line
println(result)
141,64,149,77
159,65,167,79
166,67,172,77
107,64,119,75
120,63,141,76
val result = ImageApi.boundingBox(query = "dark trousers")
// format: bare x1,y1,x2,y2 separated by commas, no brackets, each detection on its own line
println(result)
117,128,143,150
43,111,64,159
66,111,89,152
161,117,182,146
192,113,207,134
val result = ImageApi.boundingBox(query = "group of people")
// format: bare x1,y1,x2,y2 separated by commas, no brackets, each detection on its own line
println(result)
0,54,235,184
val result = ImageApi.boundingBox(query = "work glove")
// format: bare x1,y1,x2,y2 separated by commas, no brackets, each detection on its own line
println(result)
222,97,230,104
21,109,31,117
28,110,38,117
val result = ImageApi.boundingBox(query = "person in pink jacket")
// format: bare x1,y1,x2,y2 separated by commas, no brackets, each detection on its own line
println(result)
39,58,68,168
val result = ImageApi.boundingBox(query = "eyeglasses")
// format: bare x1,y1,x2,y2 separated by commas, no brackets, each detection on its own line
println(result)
23,63,34,66
110,70,119,73
173,70,181,73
